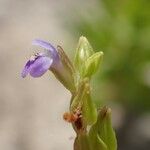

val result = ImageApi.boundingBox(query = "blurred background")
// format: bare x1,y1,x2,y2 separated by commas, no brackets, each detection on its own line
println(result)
0,0,150,150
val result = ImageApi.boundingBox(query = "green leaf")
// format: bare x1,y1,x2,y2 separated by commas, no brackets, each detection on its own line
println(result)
83,51,104,77
71,78,97,126
70,79,87,111
74,134,91,150
82,89,97,125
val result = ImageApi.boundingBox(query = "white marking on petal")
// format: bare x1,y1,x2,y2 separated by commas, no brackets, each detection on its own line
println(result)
30,55,36,61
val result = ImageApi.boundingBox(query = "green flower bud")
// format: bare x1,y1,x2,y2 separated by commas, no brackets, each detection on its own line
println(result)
89,107,117,150
82,51,104,77
98,107,117,150
74,36,94,73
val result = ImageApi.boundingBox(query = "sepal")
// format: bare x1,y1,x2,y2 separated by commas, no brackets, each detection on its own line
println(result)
51,46,76,93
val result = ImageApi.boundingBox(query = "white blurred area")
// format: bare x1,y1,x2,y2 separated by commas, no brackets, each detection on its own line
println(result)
0,0,79,150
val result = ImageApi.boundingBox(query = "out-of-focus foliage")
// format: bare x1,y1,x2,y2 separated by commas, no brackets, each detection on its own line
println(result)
68,0,150,112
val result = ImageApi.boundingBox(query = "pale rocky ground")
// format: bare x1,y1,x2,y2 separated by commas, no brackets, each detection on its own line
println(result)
0,0,77,150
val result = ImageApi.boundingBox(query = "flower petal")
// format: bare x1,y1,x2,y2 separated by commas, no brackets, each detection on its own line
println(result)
21,60,33,78
32,39,58,58
29,56,53,77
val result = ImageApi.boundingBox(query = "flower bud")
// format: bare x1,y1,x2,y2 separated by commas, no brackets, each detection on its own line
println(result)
74,36,94,73
82,51,103,77
89,107,117,150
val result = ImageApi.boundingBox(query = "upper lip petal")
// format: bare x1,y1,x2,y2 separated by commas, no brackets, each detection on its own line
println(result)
32,39,59,59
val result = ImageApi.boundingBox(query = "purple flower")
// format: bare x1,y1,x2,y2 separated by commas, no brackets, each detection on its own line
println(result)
21,39,59,78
